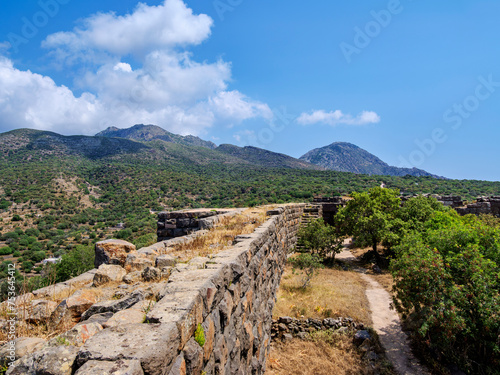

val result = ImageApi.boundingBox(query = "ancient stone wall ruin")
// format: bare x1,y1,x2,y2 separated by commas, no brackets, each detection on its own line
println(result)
157,209,237,241
3,204,305,375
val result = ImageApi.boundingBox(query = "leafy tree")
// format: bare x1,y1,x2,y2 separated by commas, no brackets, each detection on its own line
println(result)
289,253,324,289
297,218,343,260
398,195,449,232
336,187,402,255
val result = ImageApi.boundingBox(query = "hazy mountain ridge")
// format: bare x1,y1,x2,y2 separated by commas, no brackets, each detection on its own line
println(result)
300,142,441,178
96,124,217,150
1,127,438,177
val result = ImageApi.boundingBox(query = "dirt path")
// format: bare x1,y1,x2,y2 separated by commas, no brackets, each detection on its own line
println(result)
337,247,430,375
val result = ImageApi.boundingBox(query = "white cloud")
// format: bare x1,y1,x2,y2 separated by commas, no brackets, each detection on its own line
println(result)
0,0,272,136
113,62,132,73
0,57,102,134
297,110,381,126
42,0,213,62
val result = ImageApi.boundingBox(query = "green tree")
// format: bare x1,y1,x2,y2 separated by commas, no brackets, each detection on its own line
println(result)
336,187,402,255
297,218,343,260
55,245,95,282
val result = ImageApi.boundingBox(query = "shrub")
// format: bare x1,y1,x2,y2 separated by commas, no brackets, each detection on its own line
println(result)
0,247,13,256
288,253,324,289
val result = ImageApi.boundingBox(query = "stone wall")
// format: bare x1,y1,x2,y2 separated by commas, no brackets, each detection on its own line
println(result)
80,204,304,375
455,196,500,216
5,204,305,375
157,209,237,240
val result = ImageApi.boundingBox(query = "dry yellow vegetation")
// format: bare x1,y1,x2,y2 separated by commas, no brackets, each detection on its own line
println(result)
267,335,371,375
273,265,372,325
166,207,268,261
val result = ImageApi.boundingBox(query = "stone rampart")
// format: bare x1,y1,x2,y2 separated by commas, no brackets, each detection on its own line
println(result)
5,204,305,375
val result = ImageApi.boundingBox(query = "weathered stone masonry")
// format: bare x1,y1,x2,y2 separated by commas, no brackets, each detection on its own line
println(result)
2,204,305,375
73,204,305,375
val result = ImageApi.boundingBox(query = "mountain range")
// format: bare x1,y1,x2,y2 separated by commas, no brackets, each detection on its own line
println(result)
1,124,438,178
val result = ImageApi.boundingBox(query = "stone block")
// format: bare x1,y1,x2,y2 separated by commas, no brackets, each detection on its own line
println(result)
125,254,155,272
183,338,203,374
142,267,161,282
75,359,144,375
7,345,79,375
92,265,127,287
123,271,142,285
79,312,114,326
76,323,180,375
25,300,58,324
49,322,103,347
168,353,186,375
103,308,146,328
146,291,204,350
156,254,178,268
0,337,46,364
48,290,97,330
95,240,136,268
81,292,144,321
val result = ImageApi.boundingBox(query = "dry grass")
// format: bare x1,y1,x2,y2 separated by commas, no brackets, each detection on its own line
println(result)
166,208,268,261
266,338,366,375
273,265,372,325
266,331,395,375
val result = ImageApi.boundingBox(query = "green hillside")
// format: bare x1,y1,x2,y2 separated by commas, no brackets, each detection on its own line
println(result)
0,127,500,285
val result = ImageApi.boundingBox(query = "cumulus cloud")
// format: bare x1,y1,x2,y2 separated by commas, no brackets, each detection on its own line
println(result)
0,0,272,136
42,0,213,62
0,57,102,134
297,110,381,126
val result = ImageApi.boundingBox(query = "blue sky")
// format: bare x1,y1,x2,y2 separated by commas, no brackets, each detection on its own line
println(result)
0,0,499,181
